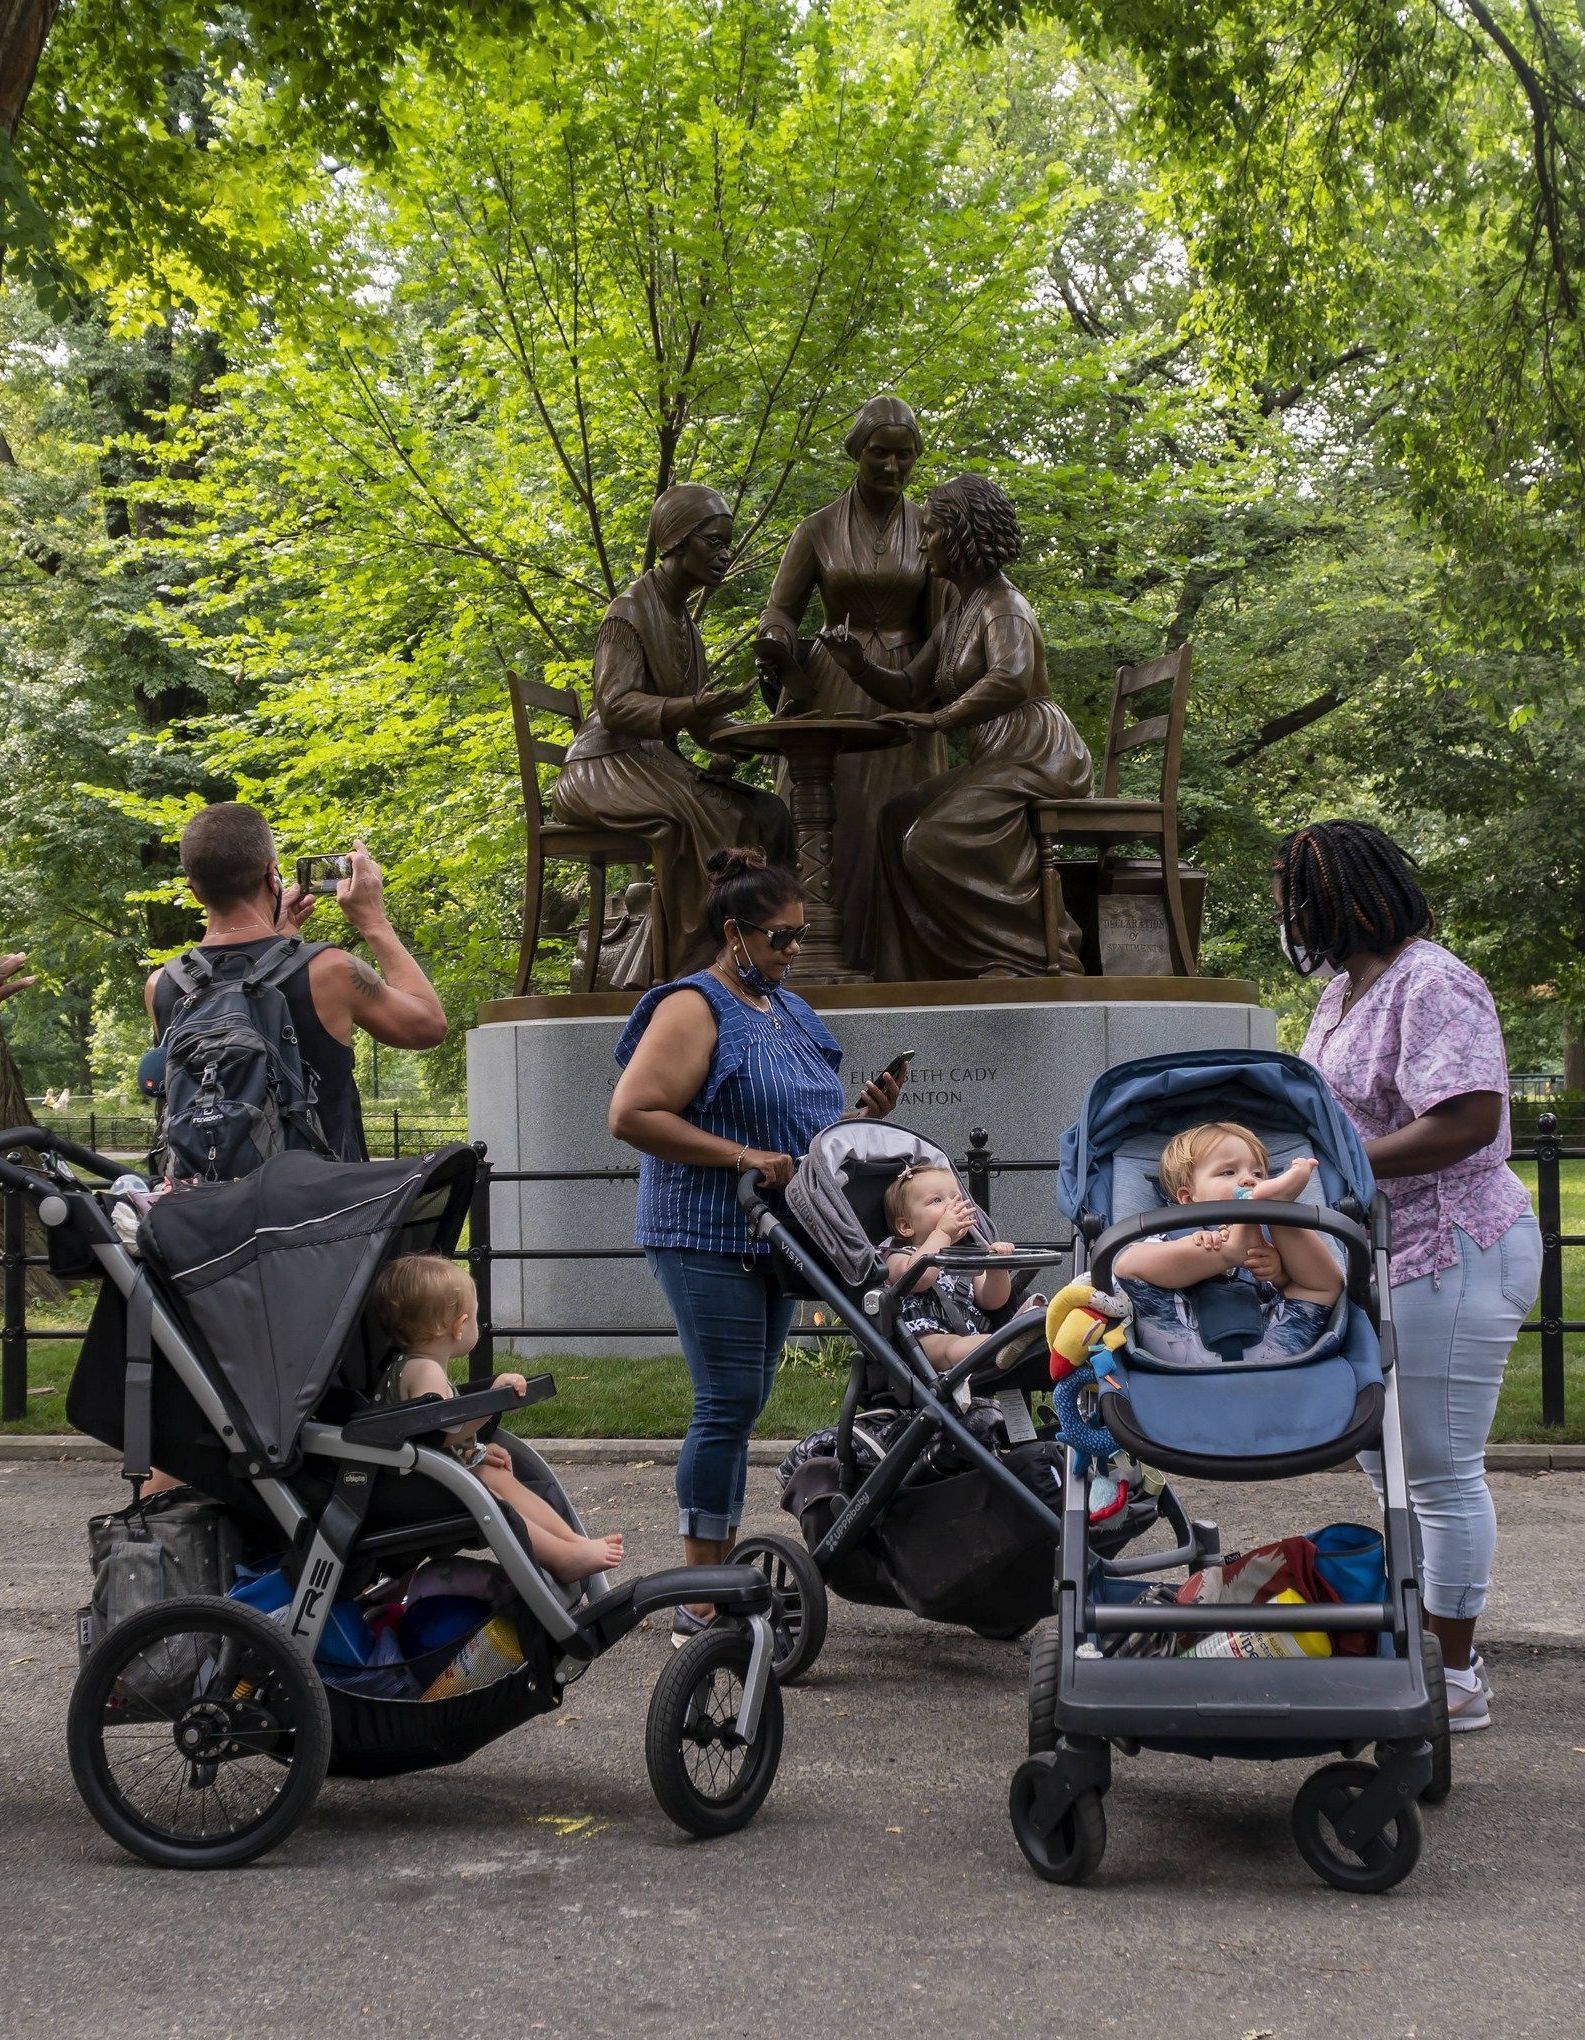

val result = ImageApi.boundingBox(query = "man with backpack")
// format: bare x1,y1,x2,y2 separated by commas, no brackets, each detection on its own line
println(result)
145,803,447,1180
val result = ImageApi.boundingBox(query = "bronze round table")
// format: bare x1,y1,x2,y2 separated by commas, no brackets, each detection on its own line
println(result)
712,715,909,982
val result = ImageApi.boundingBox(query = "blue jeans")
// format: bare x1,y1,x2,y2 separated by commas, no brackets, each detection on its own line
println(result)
1359,1216,1542,1620
645,1248,794,1541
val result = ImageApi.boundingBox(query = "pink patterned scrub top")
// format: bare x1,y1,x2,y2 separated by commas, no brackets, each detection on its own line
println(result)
1301,939,1531,1287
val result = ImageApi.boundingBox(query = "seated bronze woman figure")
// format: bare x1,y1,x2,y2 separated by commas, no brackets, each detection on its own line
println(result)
820,474,1092,978
551,485,796,986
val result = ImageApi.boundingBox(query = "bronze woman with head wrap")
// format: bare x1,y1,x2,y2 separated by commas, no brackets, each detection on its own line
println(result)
551,486,796,987
821,473,1093,978
756,395,949,972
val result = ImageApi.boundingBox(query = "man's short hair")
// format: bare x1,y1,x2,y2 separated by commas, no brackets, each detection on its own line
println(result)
178,803,275,910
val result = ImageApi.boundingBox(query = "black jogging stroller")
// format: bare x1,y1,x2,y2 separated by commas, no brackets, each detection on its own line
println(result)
724,1118,1168,1684
4,1129,784,1869
1008,1050,1445,1895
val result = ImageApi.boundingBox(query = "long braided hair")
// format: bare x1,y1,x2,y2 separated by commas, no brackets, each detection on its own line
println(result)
1274,820,1432,973
927,475,1023,577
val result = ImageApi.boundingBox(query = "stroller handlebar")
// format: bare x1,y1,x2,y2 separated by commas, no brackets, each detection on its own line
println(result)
0,1125,126,1195
1089,1198,1374,1301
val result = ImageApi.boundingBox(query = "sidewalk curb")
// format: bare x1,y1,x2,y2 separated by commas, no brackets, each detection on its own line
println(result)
2,1434,1583,1471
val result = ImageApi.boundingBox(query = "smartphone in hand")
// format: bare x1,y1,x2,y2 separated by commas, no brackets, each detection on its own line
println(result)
856,1048,915,1107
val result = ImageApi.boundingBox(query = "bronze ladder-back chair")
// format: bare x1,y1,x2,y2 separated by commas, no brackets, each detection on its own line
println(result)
1033,642,1196,977
508,670,658,996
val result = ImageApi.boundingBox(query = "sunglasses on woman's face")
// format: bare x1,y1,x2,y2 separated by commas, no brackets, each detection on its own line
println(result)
738,918,808,952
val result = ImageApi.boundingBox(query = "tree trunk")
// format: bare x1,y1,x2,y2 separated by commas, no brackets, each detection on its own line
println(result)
0,1025,65,1304
0,0,60,139
1564,1017,1585,1095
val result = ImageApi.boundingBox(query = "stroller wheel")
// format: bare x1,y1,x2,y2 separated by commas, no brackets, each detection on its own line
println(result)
67,1595,331,1871
1008,1756,1107,1884
728,1534,828,1684
645,1626,785,1838
1291,1761,1423,1894
1406,1631,1453,1806
1026,1621,1060,1754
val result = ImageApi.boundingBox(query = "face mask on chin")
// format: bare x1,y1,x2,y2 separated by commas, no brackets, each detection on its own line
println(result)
732,939,781,998
1279,927,1336,982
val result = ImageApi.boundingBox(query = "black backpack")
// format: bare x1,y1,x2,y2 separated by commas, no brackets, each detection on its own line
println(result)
156,939,337,1181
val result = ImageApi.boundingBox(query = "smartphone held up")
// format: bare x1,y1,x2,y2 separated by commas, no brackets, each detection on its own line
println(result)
295,853,353,896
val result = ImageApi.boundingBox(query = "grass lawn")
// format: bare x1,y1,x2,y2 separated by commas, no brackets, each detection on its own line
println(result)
8,1162,1583,1441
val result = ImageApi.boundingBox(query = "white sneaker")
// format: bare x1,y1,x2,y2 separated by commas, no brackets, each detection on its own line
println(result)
1445,1673,1490,1733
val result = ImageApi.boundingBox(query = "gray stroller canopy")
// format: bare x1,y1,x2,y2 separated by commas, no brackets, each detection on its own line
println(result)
784,1119,994,1286
138,1145,476,1466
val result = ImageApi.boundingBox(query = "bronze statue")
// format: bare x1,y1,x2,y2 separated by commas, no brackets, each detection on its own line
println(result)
551,485,795,986
821,474,1093,978
756,395,948,971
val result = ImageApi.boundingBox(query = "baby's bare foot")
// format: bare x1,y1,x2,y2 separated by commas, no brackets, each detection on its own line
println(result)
1252,1156,1318,1203
554,1532,624,1582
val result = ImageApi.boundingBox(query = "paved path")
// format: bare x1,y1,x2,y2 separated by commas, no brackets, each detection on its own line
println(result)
3,1461,1582,2039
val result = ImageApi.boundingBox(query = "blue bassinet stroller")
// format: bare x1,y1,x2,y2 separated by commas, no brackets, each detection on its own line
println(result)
1010,1049,1444,1894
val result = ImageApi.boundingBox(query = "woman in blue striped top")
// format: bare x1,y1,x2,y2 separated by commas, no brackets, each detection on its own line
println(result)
611,846,900,1640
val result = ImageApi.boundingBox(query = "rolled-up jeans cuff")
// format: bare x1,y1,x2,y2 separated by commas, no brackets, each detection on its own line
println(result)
678,1505,738,1542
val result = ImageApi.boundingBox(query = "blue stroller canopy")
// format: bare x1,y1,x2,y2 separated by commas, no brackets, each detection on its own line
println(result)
1057,1049,1374,1227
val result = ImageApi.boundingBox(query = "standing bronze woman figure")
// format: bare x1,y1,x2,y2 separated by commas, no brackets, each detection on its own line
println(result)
756,395,947,971
822,474,1092,978
552,485,795,986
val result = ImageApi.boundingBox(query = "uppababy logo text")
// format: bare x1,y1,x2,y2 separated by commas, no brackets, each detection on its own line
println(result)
291,1556,336,1637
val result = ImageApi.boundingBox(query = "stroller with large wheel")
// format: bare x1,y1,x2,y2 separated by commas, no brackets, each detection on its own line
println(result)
727,1119,1168,1684
4,1130,784,1868
1009,1050,1446,1895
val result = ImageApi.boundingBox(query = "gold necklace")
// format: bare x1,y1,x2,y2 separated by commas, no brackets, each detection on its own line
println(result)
711,960,780,1026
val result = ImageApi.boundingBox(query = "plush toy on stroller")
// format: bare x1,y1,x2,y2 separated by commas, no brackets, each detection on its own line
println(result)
3,1129,786,1869
1010,1050,1447,1895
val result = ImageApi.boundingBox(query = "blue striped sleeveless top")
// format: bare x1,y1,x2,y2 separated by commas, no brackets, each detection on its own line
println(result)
615,970,845,1254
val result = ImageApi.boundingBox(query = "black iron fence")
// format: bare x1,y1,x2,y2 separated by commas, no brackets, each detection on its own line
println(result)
33,1110,469,1164
4,1117,1582,1428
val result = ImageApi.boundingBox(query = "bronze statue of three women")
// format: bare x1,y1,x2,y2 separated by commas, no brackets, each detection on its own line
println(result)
549,402,1093,986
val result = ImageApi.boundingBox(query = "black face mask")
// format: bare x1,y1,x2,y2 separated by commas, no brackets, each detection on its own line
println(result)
271,875,284,927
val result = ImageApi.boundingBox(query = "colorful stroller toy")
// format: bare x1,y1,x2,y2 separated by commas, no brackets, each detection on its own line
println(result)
1010,1051,1445,1894
2,1130,785,1868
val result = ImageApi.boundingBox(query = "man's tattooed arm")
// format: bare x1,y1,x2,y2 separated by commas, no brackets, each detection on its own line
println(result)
350,959,384,1002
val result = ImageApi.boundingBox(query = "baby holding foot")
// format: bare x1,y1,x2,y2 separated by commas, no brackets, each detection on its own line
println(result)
371,1254,624,1584
1114,1123,1343,1366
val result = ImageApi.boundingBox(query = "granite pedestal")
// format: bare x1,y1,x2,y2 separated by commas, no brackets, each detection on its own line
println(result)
467,978,1275,1358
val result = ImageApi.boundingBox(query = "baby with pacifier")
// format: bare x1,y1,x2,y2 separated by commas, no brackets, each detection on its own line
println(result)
1112,1121,1343,1365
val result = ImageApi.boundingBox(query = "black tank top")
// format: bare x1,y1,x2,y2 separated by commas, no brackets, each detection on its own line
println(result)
152,937,367,1163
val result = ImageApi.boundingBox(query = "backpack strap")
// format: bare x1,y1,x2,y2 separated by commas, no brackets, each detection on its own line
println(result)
122,1271,155,1507
161,950,215,1000
241,937,326,992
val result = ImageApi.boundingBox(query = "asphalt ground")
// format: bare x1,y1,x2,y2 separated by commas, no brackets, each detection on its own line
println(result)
3,1460,1583,2040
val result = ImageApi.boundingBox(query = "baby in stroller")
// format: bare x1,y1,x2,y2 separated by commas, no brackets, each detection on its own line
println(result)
370,1254,624,1583
882,1164,1016,1377
1113,1122,1343,1368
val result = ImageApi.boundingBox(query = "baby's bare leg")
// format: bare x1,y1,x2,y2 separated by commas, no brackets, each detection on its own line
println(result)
1248,1160,1342,1301
917,1330,981,1374
480,1463,624,1583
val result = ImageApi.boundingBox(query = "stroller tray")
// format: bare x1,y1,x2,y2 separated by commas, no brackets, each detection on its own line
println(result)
326,1646,560,1778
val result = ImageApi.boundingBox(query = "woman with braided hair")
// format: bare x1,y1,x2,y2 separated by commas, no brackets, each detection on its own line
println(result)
820,472,1093,977
1277,819,1541,1732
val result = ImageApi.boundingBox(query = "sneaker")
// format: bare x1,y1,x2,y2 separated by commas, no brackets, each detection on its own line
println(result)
670,1606,715,1651
1445,1672,1491,1734
1471,1651,1493,1698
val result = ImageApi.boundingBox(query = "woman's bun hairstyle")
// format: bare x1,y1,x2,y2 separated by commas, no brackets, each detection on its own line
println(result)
702,845,802,942
705,846,768,888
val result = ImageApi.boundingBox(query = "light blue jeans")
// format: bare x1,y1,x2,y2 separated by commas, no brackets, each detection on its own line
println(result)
1359,1216,1542,1620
